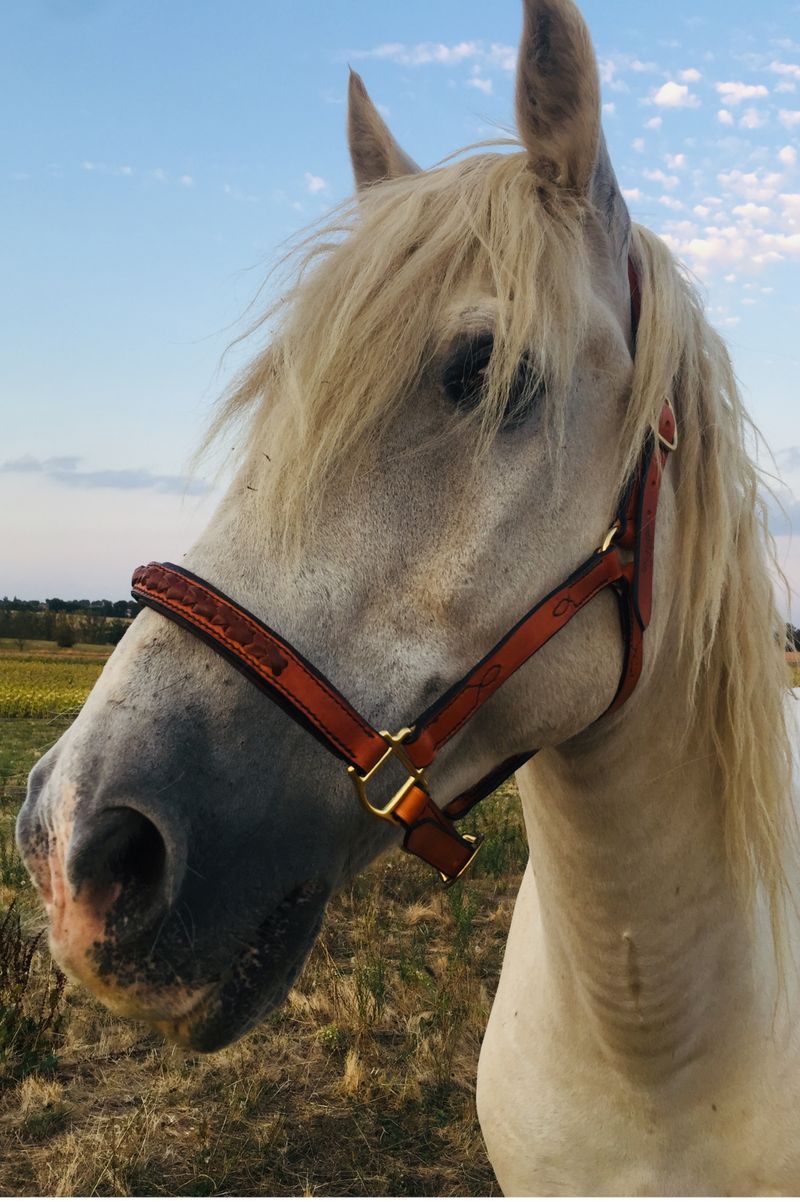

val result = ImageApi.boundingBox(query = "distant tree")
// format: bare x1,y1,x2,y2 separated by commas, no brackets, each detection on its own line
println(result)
55,615,76,648
78,612,108,647
14,611,35,650
107,620,128,645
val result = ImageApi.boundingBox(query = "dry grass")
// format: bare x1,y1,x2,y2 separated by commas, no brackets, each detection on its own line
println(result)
0,715,525,1197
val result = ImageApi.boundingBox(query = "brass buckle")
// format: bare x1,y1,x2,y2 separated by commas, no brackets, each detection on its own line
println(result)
439,833,484,888
347,727,429,822
658,398,678,452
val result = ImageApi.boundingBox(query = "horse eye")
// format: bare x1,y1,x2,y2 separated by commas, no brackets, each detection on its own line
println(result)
441,333,544,424
441,334,495,411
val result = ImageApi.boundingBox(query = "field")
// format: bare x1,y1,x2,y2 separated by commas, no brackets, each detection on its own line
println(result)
0,649,526,1197
0,655,107,719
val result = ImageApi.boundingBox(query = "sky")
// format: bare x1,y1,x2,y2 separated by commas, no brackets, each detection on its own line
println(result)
1,0,799,615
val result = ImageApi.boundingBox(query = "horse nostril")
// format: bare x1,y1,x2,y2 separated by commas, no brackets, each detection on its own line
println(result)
67,808,171,933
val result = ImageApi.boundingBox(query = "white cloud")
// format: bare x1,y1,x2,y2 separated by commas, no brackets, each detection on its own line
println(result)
632,137,646,152
602,102,616,116
467,75,492,93
779,109,800,128
658,180,800,276
180,175,194,187
82,162,133,176
622,187,645,201
733,202,775,222
153,168,166,182
305,173,327,194
0,456,207,495
718,109,734,125
659,195,685,210
781,192,800,228
740,107,767,128
645,116,663,129
716,81,769,105
775,81,797,93
223,183,257,202
694,204,711,217
652,81,700,107
724,273,737,281
665,153,687,168
771,61,800,80
718,169,782,201
679,68,702,82
349,40,516,71
632,60,657,72
663,219,698,238
599,59,630,92
643,167,680,188
780,145,798,166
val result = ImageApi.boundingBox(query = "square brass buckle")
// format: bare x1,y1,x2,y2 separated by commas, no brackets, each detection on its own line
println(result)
439,834,483,888
347,727,428,821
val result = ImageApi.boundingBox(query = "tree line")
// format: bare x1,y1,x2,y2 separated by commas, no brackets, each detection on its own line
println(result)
0,596,143,649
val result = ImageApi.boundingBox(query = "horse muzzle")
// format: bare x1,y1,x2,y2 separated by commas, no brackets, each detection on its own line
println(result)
16,755,329,1051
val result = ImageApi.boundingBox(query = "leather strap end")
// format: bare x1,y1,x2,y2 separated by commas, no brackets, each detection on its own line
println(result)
393,785,483,883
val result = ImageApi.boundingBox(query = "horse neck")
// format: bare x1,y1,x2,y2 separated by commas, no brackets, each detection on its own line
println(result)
516,631,773,1081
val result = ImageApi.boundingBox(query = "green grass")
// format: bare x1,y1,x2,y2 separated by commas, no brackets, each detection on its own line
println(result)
0,717,71,800
0,718,74,903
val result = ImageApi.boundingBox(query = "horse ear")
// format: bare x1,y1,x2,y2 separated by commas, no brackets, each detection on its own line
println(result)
591,130,632,266
347,69,420,190
515,0,601,192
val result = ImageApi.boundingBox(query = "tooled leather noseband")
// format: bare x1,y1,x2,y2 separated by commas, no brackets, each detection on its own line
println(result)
132,259,677,885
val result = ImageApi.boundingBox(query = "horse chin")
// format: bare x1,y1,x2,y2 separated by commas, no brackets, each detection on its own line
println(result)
48,878,329,1054
153,884,330,1053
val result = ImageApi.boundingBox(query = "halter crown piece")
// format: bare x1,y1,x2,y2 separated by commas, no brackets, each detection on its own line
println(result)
132,259,677,885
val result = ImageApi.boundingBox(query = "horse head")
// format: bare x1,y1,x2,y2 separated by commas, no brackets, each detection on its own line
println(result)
18,0,669,1053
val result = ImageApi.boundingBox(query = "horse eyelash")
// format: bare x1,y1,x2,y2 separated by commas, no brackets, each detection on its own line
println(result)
441,333,545,423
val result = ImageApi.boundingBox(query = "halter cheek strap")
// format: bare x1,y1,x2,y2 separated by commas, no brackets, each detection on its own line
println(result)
132,259,676,885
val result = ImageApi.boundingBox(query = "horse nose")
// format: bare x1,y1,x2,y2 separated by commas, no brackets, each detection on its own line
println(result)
64,806,182,946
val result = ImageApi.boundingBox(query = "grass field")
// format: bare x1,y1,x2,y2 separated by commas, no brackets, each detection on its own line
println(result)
0,657,526,1197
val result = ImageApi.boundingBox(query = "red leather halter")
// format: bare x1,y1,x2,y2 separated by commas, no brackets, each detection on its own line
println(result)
132,259,676,884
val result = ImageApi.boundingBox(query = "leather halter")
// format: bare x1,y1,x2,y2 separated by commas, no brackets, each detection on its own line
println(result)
132,258,677,885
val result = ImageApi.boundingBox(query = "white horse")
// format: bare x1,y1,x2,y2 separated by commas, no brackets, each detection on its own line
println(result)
17,0,800,1193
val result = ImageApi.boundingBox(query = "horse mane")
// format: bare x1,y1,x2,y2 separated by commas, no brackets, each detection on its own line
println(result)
628,223,795,943
198,148,795,936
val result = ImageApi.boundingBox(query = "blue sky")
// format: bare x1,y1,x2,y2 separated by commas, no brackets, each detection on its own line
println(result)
2,0,799,612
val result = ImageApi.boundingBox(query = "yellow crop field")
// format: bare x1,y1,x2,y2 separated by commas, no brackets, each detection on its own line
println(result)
0,656,104,718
